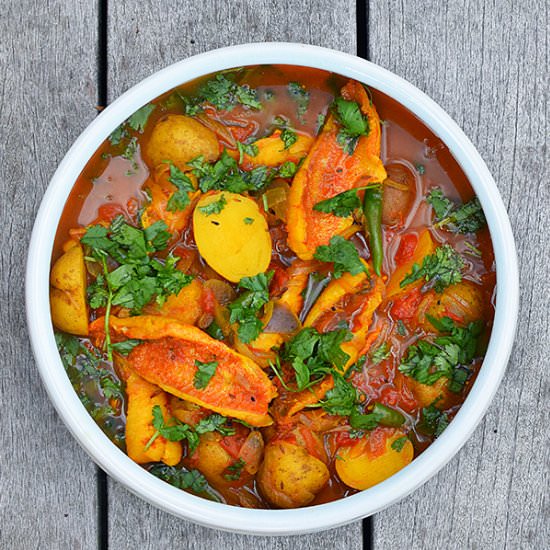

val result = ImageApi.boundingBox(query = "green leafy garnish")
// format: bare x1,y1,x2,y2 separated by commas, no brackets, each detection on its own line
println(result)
185,73,261,113
193,360,218,389
391,436,409,452
228,271,274,343
110,339,143,356
224,458,246,481
314,235,369,278
313,184,380,218
288,82,310,118
189,150,273,194
236,141,259,163
195,414,235,436
280,128,298,150
243,217,254,225
427,188,486,234
420,401,449,437
370,342,391,365
149,464,211,495
127,103,156,132
400,244,464,293
278,160,299,178
318,372,358,416
166,163,195,212
145,405,199,452
396,320,408,336
333,97,370,155
205,320,225,340
398,316,484,392
198,194,227,216
349,402,405,430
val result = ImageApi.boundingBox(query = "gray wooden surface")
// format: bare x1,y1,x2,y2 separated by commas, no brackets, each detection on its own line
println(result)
1,0,547,548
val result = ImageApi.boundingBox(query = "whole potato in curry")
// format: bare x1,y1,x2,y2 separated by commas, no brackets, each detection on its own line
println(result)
193,192,272,282
144,114,220,171
257,440,329,508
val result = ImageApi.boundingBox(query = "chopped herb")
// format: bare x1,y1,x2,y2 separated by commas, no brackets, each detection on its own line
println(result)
464,241,482,257
400,244,464,293
166,163,195,212
185,73,261,113
415,163,426,175
145,405,199,452
195,414,235,436
313,185,377,218
316,113,326,133
236,141,259,163
371,342,391,365
110,339,143,356
205,320,225,340
318,372,358,416
109,125,127,146
127,103,156,132
198,194,227,216
427,187,486,234
391,435,409,452
396,320,408,336
420,401,449,437
243,217,254,225
314,235,369,278
349,403,405,430
333,96,370,155
224,458,246,481
280,128,298,149
278,160,298,178
193,360,218,389
288,81,310,118
398,316,484,392
149,464,211,494
228,271,274,343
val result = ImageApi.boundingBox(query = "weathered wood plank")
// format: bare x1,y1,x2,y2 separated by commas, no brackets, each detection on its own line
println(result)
106,0,362,547
368,1,549,548
0,1,100,548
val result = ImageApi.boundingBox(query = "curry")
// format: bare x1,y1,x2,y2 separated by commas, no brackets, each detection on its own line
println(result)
51,65,495,508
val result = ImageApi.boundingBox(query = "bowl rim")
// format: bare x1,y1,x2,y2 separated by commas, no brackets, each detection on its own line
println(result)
26,42,519,535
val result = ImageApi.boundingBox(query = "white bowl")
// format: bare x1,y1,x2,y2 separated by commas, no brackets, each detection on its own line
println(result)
26,42,519,535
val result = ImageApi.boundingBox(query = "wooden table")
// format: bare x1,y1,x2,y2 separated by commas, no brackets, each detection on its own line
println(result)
2,1,548,548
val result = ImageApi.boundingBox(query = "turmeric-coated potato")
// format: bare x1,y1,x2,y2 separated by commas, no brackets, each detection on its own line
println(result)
336,430,413,490
257,441,329,508
125,372,182,466
406,377,451,409
144,115,220,171
192,432,234,488
145,278,203,325
193,192,272,282
50,243,88,336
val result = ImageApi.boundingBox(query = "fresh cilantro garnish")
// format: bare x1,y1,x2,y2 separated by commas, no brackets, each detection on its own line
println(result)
427,187,486,234
278,160,298,178
127,103,156,132
166,163,195,211
415,164,426,175
280,128,298,150
193,360,218,389
195,414,236,436
371,342,391,365
110,339,143,356
185,73,261,113
420,401,449,437
349,402,405,430
149,464,211,495
189,150,273,194
82,216,191,359
278,327,352,390
391,436,409,452
314,235,369,278
398,316,484,392
198,194,227,216
313,185,378,218
396,320,408,336
224,458,247,481
236,141,259,163
316,113,326,134
228,271,274,343
318,372,358,416
288,82,310,119
333,97,370,155
205,320,225,340
144,405,199,452
400,244,464,293
243,217,254,225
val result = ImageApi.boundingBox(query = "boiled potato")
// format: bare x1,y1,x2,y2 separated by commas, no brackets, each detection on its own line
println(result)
50,243,88,336
192,432,234,487
125,373,182,466
406,377,451,409
144,278,203,325
193,192,272,282
257,441,329,508
336,430,413,490
144,115,219,171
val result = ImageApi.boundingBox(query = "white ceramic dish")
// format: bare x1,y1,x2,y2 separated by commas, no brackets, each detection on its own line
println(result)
26,42,519,535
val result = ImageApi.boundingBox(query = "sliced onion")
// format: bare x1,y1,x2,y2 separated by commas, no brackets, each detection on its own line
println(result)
264,179,290,221
238,431,265,475
204,279,237,305
263,300,302,334
194,113,236,147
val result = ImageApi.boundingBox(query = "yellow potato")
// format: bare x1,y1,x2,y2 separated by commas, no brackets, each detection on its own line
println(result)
406,377,451,408
257,441,329,508
336,431,413,490
144,115,220,171
192,432,233,488
144,278,203,325
125,372,182,466
50,244,88,336
193,192,272,282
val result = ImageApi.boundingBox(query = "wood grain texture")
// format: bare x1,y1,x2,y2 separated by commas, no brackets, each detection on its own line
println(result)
106,1,362,547
0,1,100,548
368,1,549,548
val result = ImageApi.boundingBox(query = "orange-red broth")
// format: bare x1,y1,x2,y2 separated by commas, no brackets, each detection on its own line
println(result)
52,65,495,508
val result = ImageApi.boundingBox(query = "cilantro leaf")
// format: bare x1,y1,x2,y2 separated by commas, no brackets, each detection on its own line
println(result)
149,464,212,495
195,414,235,436
110,339,143,356
198,194,227,216
333,97,370,155
370,342,391,365
420,402,449,437
288,81,310,118
391,436,409,452
278,161,298,178
193,360,218,389
146,405,199,452
313,188,362,217
236,141,259,163
426,188,453,220
314,235,369,278
87,274,109,309
127,103,156,132
166,163,195,212
319,372,358,416
400,244,464,293
224,458,247,481
280,128,298,150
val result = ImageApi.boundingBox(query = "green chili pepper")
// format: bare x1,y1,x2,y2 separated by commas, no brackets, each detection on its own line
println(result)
371,402,405,427
363,184,383,276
